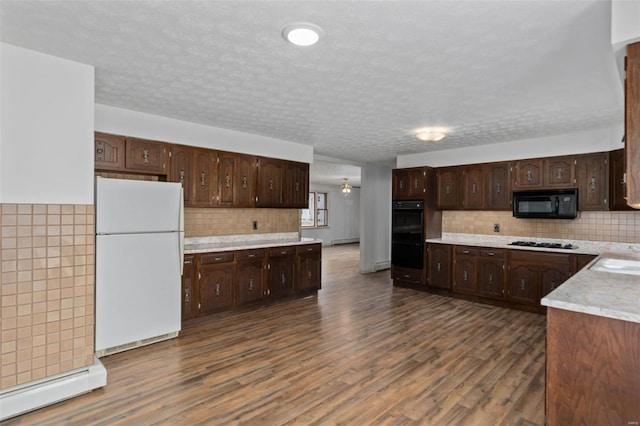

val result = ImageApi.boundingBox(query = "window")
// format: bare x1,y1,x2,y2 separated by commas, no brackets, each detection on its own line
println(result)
301,192,328,228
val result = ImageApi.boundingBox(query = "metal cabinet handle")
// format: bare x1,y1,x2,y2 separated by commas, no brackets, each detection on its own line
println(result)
184,287,190,303
269,178,273,190
437,262,441,272
527,169,533,182
96,142,104,160
471,182,477,194
496,181,502,193
488,273,493,285
556,166,563,181
463,270,468,281
242,176,248,189
215,283,221,297
179,169,185,183
143,148,149,165
462,250,470,254
520,278,526,290
590,176,597,191
225,174,231,189
200,171,206,187
247,254,256,258
281,273,286,286
248,277,254,291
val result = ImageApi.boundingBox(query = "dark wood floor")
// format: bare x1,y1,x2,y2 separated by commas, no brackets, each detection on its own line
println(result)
3,244,546,425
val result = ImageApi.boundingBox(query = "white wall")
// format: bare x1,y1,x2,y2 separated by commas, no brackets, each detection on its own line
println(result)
396,124,624,168
359,162,392,274
612,0,640,49
301,184,360,245
0,43,94,203
95,104,313,164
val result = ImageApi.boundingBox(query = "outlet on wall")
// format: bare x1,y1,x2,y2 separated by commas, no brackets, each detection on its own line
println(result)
252,220,258,230
494,223,500,233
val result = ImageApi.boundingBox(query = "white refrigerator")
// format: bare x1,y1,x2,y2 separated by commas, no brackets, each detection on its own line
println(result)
95,177,184,355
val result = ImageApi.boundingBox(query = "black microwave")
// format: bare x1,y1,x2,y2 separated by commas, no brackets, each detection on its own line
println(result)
512,189,578,219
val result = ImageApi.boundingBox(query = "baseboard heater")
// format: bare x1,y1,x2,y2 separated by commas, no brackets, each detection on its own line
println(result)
95,330,179,358
0,356,107,421
331,238,359,245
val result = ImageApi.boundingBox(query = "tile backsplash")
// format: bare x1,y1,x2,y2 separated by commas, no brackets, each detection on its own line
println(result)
184,207,300,237
443,210,640,243
1,203,95,390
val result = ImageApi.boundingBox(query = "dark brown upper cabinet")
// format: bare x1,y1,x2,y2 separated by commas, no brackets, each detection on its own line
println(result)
393,167,425,200
192,148,218,207
256,157,284,207
94,132,126,171
460,165,485,209
125,137,169,175
514,159,543,188
485,162,512,210
234,154,257,208
436,167,459,209
543,156,575,188
626,42,640,208
283,161,309,208
609,149,633,210
169,144,195,205
576,152,608,211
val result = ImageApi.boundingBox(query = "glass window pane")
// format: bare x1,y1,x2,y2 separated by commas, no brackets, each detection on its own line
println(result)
317,193,326,209
317,209,328,226
301,192,316,227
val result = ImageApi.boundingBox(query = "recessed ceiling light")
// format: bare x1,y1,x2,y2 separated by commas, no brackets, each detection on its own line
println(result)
282,23,322,47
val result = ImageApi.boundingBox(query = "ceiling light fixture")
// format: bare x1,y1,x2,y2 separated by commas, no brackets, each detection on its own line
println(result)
341,177,352,194
282,23,322,46
415,129,447,142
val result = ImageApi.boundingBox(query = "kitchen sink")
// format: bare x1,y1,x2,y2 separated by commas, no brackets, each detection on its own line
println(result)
589,257,640,276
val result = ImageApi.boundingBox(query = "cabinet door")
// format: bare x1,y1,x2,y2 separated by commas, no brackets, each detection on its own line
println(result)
540,264,571,298
508,263,538,305
269,255,295,299
576,152,608,210
609,149,633,210
298,253,321,292
217,151,236,206
436,167,459,209
427,244,452,289
393,169,411,199
95,132,126,171
256,157,284,207
485,162,512,210
125,138,169,174
543,156,575,188
575,254,597,272
515,159,543,188
626,42,640,208
170,145,194,206
284,161,309,208
478,256,505,299
236,260,265,306
408,168,426,198
453,248,478,294
181,256,197,321
235,154,257,208
193,149,217,207
461,165,484,209
199,263,234,314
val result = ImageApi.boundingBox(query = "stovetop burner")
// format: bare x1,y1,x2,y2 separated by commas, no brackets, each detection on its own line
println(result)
509,241,577,250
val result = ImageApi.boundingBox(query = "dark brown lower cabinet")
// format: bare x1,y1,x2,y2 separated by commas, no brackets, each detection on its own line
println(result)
391,266,425,287
427,244,452,290
508,250,571,305
477,249,505,299
236,249,266,306
453,246,478,295
546,308,640,425
181,255,197,320
199,252,235,315
297,244,322,292
268,247,296,299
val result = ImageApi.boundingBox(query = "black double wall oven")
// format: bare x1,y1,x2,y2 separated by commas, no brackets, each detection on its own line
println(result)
391,200,424,269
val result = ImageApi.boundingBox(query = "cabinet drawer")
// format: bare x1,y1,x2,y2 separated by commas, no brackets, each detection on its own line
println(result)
236,249,265,262
455,246,479,256
200,252,234,264
391,266,424,284
269,246,295,258
479,248,504,258
296,244,321,255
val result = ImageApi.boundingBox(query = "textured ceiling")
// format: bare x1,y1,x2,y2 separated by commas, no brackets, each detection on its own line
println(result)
0,0,623,175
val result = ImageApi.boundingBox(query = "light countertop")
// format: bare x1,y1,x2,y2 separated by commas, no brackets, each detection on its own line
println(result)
541,251,640,324
184,232,321,254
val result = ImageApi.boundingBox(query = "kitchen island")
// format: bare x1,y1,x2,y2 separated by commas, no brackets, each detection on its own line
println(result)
541,252,640,426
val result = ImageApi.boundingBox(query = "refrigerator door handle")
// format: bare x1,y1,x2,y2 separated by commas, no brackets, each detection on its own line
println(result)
179,187,185,276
